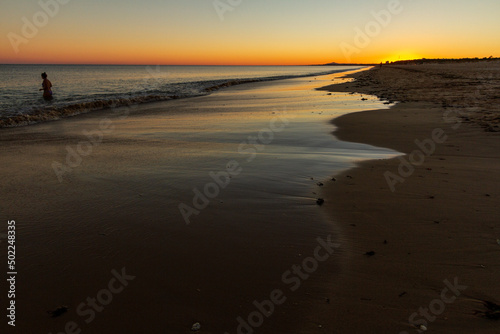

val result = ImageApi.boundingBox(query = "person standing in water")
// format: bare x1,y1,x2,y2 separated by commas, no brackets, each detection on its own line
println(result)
39,72,53,100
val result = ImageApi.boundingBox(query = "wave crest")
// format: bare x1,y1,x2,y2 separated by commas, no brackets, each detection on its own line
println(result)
0,95,171,128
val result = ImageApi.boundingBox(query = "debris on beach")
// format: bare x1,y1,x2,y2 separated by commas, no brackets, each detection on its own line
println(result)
48,305,68,317
316,198,325,206
365,251,376,257
417,324,428,331
331,177,337,182
316,182,324,187
483,301,500,320
475,300,500,320
191,322,201,331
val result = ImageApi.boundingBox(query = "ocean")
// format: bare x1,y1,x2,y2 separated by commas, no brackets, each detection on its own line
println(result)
0,64,363,126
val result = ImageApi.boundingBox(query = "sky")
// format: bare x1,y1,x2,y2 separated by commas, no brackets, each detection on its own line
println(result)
1,0,500,65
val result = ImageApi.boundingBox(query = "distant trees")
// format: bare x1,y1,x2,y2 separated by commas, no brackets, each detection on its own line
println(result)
386,57,500,65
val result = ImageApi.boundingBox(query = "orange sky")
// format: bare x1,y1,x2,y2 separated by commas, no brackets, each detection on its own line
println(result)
1,0,499,65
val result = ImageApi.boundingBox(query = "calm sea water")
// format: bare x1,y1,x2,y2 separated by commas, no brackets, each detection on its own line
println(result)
0,65,362,121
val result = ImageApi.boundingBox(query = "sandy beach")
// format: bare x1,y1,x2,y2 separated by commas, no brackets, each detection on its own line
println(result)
0,64,499,333
0,70,397,334
2,0,499,332
315,63,500,333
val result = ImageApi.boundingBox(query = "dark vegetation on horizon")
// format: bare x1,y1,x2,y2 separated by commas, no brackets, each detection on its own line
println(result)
384,57,500,65
322,57,499,66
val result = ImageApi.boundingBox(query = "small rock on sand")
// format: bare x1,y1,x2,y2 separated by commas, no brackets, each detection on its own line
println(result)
191,322,201,331
48,306,68,318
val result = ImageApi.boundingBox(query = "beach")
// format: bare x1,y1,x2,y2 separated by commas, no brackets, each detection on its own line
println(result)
2,0,500,332
0,70,395,333
316,63,500,333
0,63,499,334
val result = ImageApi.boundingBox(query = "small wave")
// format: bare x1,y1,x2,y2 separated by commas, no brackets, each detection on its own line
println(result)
202,69,352,92
204,79,263,92
0,95,171,128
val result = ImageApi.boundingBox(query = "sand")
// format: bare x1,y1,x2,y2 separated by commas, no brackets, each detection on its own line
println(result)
314,63,500,333
1,64,499,334
0,70,396,334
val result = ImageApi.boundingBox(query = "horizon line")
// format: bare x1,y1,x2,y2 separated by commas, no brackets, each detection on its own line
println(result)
2,57,497,66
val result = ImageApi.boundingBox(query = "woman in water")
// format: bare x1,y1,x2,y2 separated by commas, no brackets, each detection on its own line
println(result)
40,72,53,100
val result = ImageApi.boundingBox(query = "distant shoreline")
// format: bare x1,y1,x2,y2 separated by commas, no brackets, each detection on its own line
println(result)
318,57,500,67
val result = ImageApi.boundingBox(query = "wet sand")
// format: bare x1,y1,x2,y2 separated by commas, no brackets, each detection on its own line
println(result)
316,63,500,333
0,70,397,333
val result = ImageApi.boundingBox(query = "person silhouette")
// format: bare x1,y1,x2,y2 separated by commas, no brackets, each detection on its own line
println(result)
40,72,53,100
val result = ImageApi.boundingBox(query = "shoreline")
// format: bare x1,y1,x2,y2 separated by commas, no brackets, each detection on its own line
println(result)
0,66,365,128
0,70,391,333
2,64,498,333
316,64,500,333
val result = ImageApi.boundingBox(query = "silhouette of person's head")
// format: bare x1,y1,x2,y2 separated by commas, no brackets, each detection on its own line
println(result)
41,72,48,79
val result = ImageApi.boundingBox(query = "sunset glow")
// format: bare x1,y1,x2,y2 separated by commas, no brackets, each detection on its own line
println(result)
1,0,500,65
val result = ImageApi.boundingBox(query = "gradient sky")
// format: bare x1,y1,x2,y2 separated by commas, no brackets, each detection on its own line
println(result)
1,0,500,65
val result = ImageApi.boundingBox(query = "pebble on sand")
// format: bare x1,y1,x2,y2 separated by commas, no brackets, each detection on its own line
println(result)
191,322,201,331
48,306,68,318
